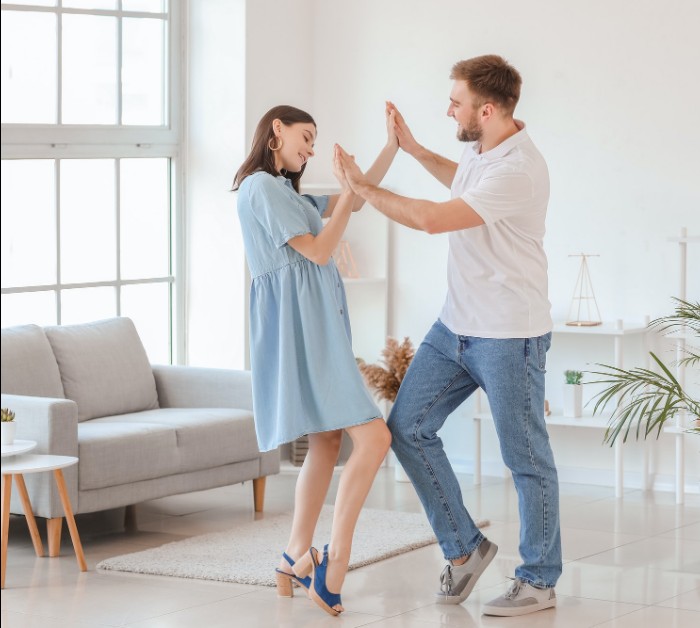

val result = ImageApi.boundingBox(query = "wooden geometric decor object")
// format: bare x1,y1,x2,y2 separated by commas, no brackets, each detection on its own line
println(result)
566,253,602,326
333,240,359,278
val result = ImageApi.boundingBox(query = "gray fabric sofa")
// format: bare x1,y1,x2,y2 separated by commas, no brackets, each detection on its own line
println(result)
1,317,278,550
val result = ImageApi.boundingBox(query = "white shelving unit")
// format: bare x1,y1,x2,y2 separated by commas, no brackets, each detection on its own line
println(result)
667,227,699,504
473,320,651,498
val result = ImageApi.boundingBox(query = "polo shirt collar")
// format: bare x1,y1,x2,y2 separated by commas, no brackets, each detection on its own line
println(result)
472,119,527,160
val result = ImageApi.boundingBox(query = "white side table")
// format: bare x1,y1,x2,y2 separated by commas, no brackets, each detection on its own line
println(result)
1,440,45,571
1,453,86,589
1,440,38,458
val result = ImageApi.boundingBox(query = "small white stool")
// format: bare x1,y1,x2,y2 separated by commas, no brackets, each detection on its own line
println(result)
1,453,86,589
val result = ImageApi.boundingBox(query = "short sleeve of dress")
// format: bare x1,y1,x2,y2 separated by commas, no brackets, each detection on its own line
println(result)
248,174,312,248
301,193,330,217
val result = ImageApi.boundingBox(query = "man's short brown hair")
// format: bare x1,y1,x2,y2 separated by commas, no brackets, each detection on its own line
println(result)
450,55,521,115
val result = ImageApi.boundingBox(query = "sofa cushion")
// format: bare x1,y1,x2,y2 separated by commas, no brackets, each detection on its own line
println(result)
0,324,65,398
78,408,259,490
45,317,159,422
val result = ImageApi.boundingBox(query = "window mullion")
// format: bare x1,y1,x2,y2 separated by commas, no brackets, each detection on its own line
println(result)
117,12,123,126
115,158,121,316
57,7,62,124
55,158,62,325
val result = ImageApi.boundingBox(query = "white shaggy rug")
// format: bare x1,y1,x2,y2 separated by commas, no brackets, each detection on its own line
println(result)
97,506,488,586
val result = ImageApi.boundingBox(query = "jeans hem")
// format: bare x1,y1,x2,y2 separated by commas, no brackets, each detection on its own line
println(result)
443,532,486,561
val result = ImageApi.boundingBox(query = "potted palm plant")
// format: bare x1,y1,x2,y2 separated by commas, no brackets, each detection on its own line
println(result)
589,298,700,444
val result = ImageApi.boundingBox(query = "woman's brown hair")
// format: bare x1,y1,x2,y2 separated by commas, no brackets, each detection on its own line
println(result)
232,105,316,193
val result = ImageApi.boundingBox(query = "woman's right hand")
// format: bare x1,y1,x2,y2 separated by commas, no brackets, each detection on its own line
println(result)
387,101,419,155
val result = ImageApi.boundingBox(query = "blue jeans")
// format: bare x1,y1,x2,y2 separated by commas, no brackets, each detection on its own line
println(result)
387,319,562,588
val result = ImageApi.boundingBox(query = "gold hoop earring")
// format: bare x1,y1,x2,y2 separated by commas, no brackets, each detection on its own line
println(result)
268,136,282,151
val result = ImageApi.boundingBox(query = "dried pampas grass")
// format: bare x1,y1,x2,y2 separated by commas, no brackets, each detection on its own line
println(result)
358,337,415,402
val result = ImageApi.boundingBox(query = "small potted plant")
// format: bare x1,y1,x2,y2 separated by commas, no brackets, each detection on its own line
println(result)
563,370,584,418
1,408,17,446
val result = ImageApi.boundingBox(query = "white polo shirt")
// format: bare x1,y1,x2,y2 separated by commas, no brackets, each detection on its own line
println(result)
439,121,553,338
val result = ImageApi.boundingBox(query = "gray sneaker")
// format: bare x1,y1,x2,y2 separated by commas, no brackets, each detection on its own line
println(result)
435,538,498,605
483,577,556,616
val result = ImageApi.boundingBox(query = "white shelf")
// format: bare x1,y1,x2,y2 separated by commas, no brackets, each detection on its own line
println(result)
668,235,700,243
475,410,610,429
552,322,649,336
664,426,693,436
663,331,697,342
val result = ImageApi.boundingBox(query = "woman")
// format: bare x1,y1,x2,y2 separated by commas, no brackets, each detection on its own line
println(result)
233,104,397,615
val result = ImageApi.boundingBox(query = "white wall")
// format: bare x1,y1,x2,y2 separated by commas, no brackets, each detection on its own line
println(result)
185,0,246,367
189,0,699,488
307,0,700,329
186,0,316,368
302,0,700,489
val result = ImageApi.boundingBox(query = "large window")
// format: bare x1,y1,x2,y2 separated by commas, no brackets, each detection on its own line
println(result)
1,1,181,364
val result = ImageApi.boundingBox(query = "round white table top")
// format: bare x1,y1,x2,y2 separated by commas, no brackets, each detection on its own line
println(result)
1,453,78,474
1,439,38,458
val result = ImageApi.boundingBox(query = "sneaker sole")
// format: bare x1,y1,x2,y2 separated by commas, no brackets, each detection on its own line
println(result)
483,597,556,617
435,541,499,605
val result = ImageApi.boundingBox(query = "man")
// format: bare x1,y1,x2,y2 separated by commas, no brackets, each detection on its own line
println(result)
336,54,561,617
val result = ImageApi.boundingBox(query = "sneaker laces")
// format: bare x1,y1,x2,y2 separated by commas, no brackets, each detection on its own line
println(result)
504,577,525,600
439,564,453,595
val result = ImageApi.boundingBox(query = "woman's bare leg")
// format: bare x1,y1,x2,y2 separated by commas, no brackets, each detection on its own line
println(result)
326,418,392,599
279,430,343,572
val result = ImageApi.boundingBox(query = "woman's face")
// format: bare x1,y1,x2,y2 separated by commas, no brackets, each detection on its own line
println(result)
273,121,316,173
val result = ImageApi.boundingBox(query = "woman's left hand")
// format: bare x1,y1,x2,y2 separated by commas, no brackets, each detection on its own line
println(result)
335,145,368,194
332,144,352,192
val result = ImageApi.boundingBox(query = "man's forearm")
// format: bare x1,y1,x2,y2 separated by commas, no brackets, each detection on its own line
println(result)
409,145,458,189
365,142,399,186
353,181,432,231
351,142,399,211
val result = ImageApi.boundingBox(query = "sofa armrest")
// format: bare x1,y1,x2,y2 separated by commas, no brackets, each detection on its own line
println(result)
152,365,254,411
0,394,79,456
1,394,79,519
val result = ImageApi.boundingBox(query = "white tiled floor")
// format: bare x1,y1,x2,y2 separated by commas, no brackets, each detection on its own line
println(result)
1,467,698,627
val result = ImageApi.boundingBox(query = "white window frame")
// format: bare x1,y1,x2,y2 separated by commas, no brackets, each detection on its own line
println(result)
1,1,186,363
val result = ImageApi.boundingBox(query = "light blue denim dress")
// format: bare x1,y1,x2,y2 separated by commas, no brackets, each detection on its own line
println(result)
237,172,381,452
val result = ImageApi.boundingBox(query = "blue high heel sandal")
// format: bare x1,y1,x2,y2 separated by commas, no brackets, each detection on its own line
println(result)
293,545,343,616
275,552,311,598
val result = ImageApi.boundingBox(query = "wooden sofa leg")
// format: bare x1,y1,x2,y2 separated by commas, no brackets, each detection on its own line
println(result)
253,477,266,513
47,517,63,557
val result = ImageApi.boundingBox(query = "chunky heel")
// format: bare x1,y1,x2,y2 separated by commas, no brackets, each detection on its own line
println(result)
276,571,294,597
276,551,312,594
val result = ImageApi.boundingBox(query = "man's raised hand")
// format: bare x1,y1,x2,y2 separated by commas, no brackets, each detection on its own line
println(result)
387,101,419,155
